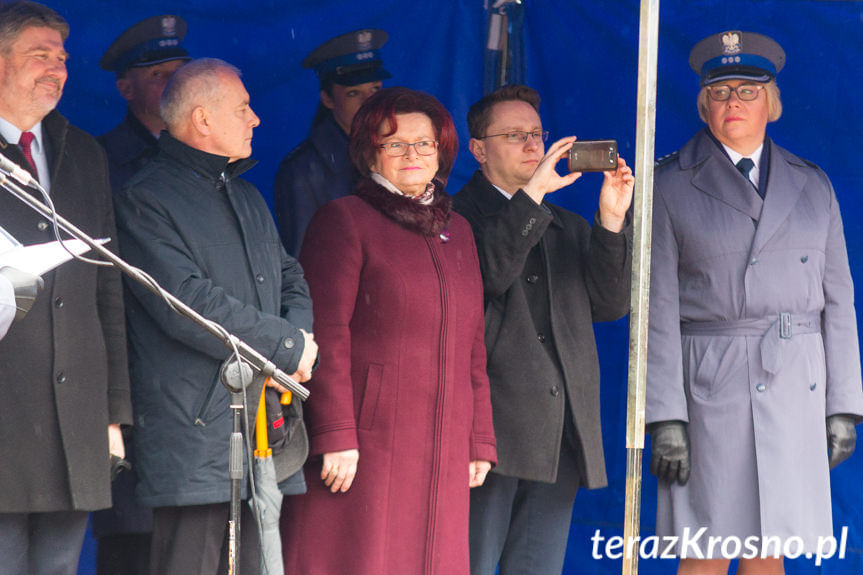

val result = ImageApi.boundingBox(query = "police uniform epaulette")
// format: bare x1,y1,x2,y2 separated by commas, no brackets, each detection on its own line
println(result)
655,151,679,167
800,157,822,171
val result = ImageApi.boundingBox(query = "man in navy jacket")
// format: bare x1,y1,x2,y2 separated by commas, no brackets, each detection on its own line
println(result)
115,58,317,575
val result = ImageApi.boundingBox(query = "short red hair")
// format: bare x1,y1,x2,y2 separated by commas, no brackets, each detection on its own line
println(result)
350,87,458,182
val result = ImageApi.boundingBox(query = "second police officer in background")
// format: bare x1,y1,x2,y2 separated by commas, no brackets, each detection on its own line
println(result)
273,28,390,255
99,15,190,190
92,15,191,575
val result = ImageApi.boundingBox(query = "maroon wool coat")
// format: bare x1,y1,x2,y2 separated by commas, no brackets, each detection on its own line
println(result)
281,190,497,575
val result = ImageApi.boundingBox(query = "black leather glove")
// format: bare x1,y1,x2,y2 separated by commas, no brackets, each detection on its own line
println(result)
827,414,857,470
648,420,690,485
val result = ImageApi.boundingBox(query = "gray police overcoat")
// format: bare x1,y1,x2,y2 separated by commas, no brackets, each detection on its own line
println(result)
646,128,863,556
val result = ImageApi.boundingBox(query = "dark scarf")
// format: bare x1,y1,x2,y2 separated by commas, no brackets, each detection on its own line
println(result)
354,175,452,238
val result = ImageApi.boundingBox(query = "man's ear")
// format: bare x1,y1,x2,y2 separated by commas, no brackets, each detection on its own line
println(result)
320,89,336,111
191,106,210,136
116,78,134,102
469,138,486,164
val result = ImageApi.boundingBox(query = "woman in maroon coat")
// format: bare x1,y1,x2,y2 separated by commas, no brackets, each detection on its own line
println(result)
281,87,497,574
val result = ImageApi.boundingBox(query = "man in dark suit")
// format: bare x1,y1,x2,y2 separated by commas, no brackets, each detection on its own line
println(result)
0,3,131,574
453,85,633,574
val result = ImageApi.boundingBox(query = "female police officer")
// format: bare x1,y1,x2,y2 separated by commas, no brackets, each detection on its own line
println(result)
646,31,863,575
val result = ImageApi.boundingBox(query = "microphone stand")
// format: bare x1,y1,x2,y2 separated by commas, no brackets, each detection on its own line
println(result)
0,168,309,400
228,388,246,575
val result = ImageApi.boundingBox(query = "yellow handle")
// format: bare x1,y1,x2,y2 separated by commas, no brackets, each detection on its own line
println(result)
254,381,272,457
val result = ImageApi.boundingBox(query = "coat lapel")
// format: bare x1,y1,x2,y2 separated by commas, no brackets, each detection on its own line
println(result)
749,141,807,257
683,129,763,222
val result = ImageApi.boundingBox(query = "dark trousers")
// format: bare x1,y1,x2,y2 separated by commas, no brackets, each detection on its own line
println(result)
0,510,89,575
150,502,260,575
97,533,151,575
469,437,581,575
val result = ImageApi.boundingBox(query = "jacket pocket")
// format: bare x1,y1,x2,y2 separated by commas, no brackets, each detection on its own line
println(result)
193,378,221,427
686,336,741,401
358,363,384,430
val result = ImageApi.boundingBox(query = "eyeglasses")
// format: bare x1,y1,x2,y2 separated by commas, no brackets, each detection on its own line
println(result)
480,130,549,144
706,84,764,102
378,141,439,157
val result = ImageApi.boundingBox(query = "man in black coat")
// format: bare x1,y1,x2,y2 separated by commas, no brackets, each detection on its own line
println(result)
114,58,318,575
93,15,191,575
0,3,132,574
453,85,634,575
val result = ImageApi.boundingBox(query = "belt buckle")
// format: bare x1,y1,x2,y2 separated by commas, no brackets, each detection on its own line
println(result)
779,312,792,339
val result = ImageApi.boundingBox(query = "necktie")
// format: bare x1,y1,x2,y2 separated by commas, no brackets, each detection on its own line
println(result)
736,157,755,187
18,131,39,182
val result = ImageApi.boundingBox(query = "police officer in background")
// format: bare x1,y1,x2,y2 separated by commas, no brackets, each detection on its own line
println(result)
99,15,190,189
273,28,390,255
92,15,190,575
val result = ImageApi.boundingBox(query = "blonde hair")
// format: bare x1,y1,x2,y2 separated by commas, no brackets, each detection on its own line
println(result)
697,80,782,123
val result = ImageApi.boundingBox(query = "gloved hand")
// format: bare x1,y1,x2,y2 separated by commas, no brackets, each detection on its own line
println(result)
110,454,132,481
827,414,857,470
0,266,43,320
648,420,690,485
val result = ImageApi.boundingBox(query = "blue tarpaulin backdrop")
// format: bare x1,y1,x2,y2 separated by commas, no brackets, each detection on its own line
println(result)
40,1,863,573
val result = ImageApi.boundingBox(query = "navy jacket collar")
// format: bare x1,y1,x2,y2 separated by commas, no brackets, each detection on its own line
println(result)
158,131,256,180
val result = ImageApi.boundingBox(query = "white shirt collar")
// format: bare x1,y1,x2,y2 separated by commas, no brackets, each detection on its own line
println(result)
0,116,44,154
722,142,763,171
491,182,513,200
722,142,763,188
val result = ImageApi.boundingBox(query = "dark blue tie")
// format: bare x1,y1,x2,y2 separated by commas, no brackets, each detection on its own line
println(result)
736,157,760,196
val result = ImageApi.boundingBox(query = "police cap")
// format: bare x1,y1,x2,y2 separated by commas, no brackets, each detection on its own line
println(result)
689,31,785,86
303,29,391,86
100,15,191,74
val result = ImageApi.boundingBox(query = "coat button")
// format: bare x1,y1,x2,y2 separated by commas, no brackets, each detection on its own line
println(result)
810,382,817,391
56,372,66,384
526,274,539,284
283,337,295,349
537,333,546,343
756,383,766,392
255,274,265,284
750,257,757,265
54,297,64,308
801,255,809,263
37,221,48,231
550,385,560,397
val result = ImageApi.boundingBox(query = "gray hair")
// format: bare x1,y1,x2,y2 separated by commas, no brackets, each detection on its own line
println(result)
160,58,241,129
0,1,69,55
697,79,782,124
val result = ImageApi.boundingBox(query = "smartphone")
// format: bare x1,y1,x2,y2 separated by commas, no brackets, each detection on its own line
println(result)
568,140,618,172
